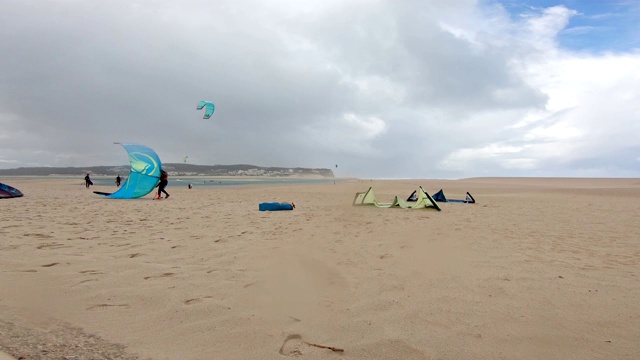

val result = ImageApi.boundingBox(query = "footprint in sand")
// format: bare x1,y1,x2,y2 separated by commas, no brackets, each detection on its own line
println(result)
279,334,304,357
144,272,175,280
41,262,59,267
36,243,69,250
79,270,104,275
86,303,131,310
112,243,131,248
184,296,213,305
72,279,98,287
128,253,143,258
24,233,53,239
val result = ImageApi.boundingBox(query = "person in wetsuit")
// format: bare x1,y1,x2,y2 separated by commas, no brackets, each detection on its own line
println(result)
155,170,170,199
84,174,93,188
115,175,121,187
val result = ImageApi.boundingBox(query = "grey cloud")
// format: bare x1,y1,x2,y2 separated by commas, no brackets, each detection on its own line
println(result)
1,1,638,178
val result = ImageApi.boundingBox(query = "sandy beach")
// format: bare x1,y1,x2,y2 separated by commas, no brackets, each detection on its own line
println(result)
1,177,639,359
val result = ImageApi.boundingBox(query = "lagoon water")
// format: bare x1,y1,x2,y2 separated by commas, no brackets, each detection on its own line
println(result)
170,176,345,187
4,175,345,188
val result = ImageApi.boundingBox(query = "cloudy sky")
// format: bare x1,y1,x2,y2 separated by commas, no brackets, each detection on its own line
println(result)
1,0,638,178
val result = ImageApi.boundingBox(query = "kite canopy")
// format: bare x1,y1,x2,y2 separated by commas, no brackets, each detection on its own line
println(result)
0,183,23,199
432,189,476,203
353,187,441,210
95,143,162,199
197,100,215,119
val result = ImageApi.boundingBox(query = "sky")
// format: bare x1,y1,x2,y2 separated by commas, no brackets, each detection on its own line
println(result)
1,0,638,179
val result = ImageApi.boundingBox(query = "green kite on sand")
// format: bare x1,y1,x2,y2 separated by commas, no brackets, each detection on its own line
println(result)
353,186,441,211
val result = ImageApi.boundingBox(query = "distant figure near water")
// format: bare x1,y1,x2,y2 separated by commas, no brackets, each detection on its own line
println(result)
115,175,121,187
84,174,93,188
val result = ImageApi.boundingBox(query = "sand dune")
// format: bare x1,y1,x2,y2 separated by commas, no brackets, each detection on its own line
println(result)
1,177,639,359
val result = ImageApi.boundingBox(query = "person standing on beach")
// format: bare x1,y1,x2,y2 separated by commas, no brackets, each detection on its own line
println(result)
84,174,93,188
154,170,170,199
115,175,121,187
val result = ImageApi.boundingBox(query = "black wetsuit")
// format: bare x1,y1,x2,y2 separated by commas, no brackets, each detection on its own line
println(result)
157,180,168,197
157,172,169,198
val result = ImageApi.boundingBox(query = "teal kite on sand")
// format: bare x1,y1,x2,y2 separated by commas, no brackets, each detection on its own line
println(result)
197,101,215,119
93,142,162,199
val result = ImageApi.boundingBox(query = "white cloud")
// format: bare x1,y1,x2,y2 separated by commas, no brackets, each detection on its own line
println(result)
342,113,387,139
0,1,638,178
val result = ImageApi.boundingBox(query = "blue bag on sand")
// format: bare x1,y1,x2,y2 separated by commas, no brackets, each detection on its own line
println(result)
259,202,294,211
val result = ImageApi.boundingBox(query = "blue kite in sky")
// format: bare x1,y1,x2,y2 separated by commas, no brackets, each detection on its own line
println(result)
197,101,215,119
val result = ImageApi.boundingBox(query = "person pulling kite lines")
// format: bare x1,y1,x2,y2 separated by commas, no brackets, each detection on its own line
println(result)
154,170,170,200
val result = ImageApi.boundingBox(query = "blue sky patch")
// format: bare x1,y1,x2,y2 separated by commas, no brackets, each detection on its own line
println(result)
497,0,640,53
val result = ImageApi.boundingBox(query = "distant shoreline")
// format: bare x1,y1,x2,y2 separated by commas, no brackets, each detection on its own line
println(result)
0,174,342,181
0,163,336,178
1,175,354,189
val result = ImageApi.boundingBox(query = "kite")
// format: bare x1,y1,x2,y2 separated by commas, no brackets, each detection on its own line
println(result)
0,183,23,199
197,101,215,119
94,142,162,199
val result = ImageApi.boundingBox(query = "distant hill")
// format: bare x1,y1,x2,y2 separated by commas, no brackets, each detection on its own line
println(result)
0,163,335,178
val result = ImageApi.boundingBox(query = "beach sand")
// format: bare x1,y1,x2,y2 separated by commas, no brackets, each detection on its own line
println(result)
1,177,639,359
